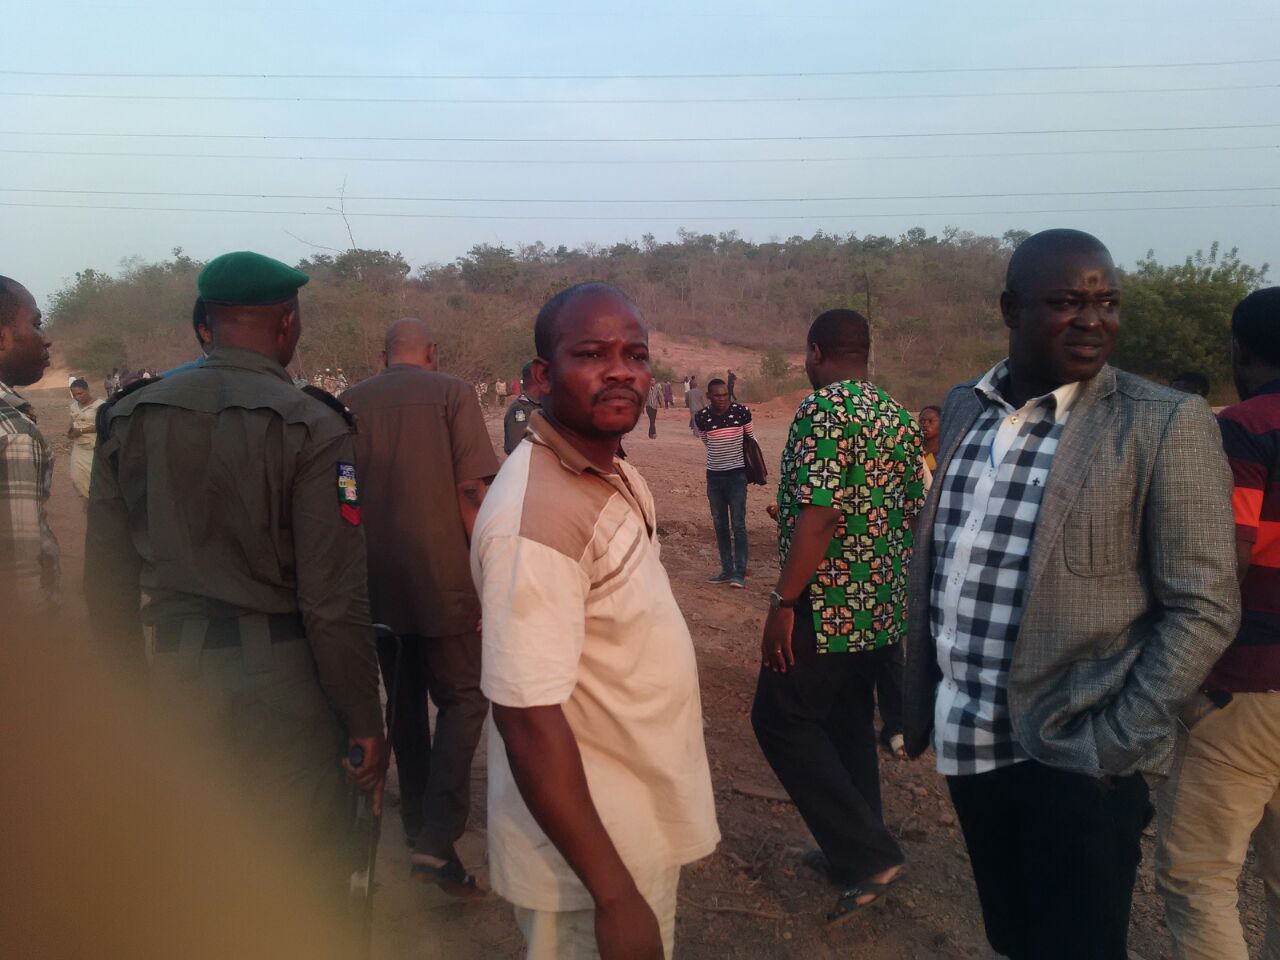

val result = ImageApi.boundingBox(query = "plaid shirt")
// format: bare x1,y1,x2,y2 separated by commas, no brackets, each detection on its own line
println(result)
0,382,59,609
931,362,1079,775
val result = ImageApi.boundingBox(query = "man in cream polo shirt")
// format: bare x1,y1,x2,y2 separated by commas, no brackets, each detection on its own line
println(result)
472,281,719,959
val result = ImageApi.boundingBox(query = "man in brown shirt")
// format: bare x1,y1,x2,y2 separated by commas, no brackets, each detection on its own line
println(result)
341,317,499,892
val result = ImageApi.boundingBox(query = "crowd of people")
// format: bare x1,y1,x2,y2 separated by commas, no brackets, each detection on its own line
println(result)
0,225,1277,960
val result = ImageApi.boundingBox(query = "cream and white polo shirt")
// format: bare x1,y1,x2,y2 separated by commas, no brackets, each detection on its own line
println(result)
472,412,720,912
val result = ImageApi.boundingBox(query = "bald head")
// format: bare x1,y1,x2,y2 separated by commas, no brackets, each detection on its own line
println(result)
0,276,30,329
383,317,438,370
1005,229,1113,297
534,281,635,361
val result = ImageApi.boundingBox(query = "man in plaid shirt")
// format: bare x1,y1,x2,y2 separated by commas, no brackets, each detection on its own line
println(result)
0,276,58,612
904,231,1239,960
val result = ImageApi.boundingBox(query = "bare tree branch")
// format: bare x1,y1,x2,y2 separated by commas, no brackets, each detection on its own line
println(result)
334,177,358,252
284,229,344,253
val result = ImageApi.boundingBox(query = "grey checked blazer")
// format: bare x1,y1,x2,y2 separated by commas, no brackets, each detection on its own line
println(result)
903,366,1241,777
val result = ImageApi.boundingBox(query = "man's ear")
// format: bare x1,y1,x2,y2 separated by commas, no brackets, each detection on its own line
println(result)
1232,337,1254,371
531,357,552,398
279,305,299,342
1000,290,1019,331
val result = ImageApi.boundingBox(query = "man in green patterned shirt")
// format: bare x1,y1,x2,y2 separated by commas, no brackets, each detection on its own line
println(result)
751,308,924,925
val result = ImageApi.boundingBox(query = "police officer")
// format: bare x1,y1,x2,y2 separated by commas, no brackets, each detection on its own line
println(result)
84,251,388,882
502,360,543,455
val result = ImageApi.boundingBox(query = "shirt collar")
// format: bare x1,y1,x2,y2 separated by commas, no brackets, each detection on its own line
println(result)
1251,377,1280,398
974,359,1082,420
0,381,36,423
202,346,294,384
527,410,616,477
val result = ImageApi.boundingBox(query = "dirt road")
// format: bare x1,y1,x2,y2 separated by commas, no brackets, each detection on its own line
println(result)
29,386,1266,959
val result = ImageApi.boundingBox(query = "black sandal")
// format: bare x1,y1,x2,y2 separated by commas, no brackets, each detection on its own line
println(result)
826,869,904,927
410,856,483,898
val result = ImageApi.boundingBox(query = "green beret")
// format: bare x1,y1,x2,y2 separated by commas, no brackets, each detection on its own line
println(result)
198,251,309,306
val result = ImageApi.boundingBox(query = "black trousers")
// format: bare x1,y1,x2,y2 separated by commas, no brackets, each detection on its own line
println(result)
873,639,904,745
377,632,488,859
947,761,1152,960
750,603,904,883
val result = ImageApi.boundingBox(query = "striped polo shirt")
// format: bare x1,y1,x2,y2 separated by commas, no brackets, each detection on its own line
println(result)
694,403,754,472
1212,378,1280,692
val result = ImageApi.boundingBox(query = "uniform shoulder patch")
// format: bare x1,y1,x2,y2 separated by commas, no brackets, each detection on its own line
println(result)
514,409,528,423
303,384,358,431
337,461,362,525
96,377,160,441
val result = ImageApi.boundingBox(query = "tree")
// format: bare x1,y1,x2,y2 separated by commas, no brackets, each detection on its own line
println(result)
1001,229,1032,250
457,243,519,293
302,249,411,292
761,347,790,381
38,224,1028,404
888,316,930,367
68,334,127,375
1112,243,1269,395
47,268,116,328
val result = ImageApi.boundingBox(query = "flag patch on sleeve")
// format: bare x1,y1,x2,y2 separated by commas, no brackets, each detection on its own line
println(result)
337,462,362,525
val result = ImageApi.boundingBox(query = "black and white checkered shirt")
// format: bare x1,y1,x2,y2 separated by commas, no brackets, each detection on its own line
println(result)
931,362,1080,776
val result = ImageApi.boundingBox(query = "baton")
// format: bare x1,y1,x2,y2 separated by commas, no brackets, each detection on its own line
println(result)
347,624,403,950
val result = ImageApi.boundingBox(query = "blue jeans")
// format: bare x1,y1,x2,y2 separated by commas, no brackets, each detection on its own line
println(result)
706,469,749,577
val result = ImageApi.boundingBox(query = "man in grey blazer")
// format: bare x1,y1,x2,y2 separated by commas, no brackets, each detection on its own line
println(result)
903,229,1240,960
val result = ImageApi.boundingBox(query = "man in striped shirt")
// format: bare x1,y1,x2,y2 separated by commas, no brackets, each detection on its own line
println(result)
1157,286,1280,960
695,379,754,588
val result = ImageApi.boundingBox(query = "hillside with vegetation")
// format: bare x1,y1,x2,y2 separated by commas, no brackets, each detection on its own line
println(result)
43,228,1267,408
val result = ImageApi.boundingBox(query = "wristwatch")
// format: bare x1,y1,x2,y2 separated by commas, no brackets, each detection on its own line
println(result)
768,591,798,611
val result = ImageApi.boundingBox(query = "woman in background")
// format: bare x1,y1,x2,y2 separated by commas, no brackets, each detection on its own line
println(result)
919,405,941,475
67,378,104,499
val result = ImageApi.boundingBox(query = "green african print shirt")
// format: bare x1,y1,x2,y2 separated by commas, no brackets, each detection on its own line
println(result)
777,379,925,653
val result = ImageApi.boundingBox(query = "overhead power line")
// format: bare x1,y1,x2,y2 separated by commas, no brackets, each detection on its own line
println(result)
1,83,1274,105
3,185,1276,204
1,122,1277,144
10,5,1280,24
0,200,1273,222
0,57,1276,80
2,144,1275,167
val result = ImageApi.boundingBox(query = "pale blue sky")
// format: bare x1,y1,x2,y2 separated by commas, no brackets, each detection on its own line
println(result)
3,0,1277,303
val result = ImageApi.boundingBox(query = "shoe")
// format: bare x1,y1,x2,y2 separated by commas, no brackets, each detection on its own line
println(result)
707,572,733,584
827,867,905,927
410,854,484,898
729,576,746,589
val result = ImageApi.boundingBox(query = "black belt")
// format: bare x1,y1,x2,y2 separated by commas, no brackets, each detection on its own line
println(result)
153,613,305,652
